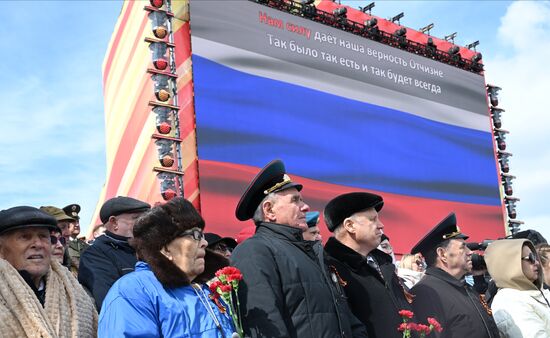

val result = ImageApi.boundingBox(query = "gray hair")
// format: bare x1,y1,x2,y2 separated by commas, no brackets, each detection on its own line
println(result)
252,192,278,223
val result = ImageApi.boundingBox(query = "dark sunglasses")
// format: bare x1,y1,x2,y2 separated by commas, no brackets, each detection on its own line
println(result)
50,235,66,246
181,228,204,241
212,242,233,253
521,252,538,264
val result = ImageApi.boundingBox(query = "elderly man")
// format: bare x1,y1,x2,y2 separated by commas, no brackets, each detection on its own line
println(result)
323,192,414,338
0,206,97,336
231,159,367,338
78,196,150,310
411,213,500,338
63,203,89,272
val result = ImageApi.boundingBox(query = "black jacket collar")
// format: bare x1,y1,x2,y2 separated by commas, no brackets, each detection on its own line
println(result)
425,267,465,288
257,222,305,242
324,237,391,271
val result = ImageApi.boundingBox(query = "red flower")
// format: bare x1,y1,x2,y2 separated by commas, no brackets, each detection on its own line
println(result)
397,323,409,332
398,309,414,319
217,266,241,277
416,324,431,335
427,317,443,333
220,284,232,293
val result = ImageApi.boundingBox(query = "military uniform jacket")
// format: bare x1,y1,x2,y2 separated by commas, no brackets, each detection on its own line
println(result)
78,231,137,310
324,237,414,338
231,222,367,338
411,267,500,338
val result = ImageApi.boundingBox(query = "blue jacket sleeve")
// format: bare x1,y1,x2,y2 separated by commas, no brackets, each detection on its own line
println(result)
99,291,160,338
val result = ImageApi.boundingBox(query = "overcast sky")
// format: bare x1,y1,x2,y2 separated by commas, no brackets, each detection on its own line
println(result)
0,1,548,241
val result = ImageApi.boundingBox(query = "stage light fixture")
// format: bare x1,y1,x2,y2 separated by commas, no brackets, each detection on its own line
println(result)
508,220,523,235
490,107,504,129
497,150,512,173
394,27,407,37
504,196,519,219
501,173,515,196
155,139,175,167
494,128,509,151
148,11,168,39
150,0,164,9
152,73,172,102
157,172,177,200
419,23,434,35
444,32,457,43
149,42,168,70
152,106,173,134
300,0,316,17
360,2,375,14
486,84,501,107
390,12,404,24
364,17,378,28
333,7,347,17
448,45,460,55
466,40,480,50
425,37,436,55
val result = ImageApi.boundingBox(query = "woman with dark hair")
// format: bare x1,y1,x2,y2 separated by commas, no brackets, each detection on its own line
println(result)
98,197,235,337
485,238,550,337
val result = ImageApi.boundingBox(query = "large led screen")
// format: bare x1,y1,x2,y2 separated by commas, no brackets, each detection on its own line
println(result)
189,0,505,251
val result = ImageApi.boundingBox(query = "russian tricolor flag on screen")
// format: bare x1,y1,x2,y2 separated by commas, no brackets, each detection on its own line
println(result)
189,0,505,251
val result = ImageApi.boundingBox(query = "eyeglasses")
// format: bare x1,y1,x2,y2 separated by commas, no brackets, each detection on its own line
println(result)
521,252,538,264
212,242,233,253
181,228,204,241
50,235,66,246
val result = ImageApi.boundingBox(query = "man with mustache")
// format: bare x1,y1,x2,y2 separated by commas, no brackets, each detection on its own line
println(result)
411,213,500,338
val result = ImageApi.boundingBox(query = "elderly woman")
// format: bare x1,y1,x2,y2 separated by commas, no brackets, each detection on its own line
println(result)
99,197,235,337
485,238,550,337
50,227,67,265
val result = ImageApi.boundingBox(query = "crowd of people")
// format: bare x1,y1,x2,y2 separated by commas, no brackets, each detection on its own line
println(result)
0,158,549,337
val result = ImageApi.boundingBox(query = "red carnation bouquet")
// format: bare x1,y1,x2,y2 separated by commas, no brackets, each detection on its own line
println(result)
398,310,442,337
209,266,245,338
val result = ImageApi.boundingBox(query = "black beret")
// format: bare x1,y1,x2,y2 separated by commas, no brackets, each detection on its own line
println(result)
410,212,469,256
235,159,303,221
100,196,151,223
63,204,81,220
204,233,237,250
0,206,58,235
324,192,384,232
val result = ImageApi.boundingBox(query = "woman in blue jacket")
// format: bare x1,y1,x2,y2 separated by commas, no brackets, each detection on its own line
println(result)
99,197,235,337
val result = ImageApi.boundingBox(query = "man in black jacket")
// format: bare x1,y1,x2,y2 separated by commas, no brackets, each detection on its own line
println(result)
323,192,414,338
410,213,500,338
231,159,367,338
78,196,150,310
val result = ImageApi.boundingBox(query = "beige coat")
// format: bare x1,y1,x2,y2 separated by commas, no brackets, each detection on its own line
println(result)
485,239,550,338
0,259,97,338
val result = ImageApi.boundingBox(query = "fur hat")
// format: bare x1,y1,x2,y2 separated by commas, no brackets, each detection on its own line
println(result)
131,197,209,288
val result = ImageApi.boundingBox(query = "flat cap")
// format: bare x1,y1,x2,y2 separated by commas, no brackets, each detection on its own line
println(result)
63,204,81,220
0,206,58,235
411,212,469,256
324,192,384,232
235,159,302,221
40,206,74,222
100,196,151,223
306,211,320,228
205,233,237,250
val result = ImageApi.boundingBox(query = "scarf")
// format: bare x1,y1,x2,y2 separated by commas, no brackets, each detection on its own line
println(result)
0,259,97,337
